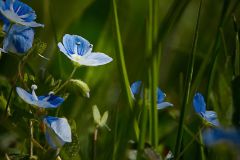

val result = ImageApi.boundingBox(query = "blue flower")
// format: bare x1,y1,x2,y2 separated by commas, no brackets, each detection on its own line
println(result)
1,24,34,54
16,84,64,108
43,116,72,149
130,81,173,110
193,92,219,126
0,0,44,27
58,34,113,66
203,128,240,147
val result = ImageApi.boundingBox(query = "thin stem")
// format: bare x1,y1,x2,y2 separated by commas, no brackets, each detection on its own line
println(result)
174,0,202,158
4,46,35,118
93,127,98,160
199,131,206,160
30,119,34,158
54,66,78,94
234,15,240,76
4,59,21,117
112,0,139,140
137,87,149,160
176,125,205,160
5,153,11,160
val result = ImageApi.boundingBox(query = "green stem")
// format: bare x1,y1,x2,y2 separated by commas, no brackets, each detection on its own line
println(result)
93,127,98,160
174,0,202,158
234,15,240,77
30,119,34,158
4,58,22,117
199,131,206,160
112,0,139,140
176,125,205,160
54,66,78,94
137,87,149,160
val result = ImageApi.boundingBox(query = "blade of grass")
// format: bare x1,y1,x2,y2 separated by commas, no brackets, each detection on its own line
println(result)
112,0,139,140
206,0,230,105
199,131,206,160
191,0,229,99
146,0,191,76
174,0,202,158
151,0,159,148
233,15,240,77
137,87,149,160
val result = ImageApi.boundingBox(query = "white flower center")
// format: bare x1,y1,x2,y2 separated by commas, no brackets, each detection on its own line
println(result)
42,91,54,101
31,84,38,101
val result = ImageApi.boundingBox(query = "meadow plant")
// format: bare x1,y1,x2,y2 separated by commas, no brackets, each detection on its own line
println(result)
0,0,240,159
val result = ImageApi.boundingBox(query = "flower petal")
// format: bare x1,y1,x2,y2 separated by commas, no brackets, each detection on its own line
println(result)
16,87,36,105
37,95,64,108
157,102,173,110
193,92,206,113
203,128,240,147
130,81,142,98
204,111,220,126
43,116,72,149
157,88,166,103
57,42,74,60
3,24,34,54
43,117,68,149
79,52,113,66
0,0,43,27
62,34,91,56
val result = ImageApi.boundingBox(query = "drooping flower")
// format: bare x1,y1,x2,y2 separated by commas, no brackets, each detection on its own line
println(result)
130,81,173,110
0,0,44,27
1,24,34,54
16,84,64,108
43,116,72,149
58,34,113,66
193,92,219,126
203,128,240,147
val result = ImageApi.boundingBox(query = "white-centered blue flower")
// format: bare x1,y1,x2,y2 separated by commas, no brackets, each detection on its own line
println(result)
16,85,64,108
43,116,72,149
193,92,219,126
58,34,113,66
130,81,173,110
1,24,34,54
0,0,44,27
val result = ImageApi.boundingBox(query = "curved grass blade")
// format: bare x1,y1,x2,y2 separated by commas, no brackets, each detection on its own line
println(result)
112,0,139,140
174,0,203,158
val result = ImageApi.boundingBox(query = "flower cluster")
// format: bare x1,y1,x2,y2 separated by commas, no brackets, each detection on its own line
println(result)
16,85,72,149
0,0,113,154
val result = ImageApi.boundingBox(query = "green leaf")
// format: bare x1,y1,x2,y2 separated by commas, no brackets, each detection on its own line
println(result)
100,111,108,127
93,105,101,125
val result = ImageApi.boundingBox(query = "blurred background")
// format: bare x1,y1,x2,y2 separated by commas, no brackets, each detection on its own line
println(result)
0,0,240,159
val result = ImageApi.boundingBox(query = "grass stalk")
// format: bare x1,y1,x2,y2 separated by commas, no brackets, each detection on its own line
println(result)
199,131,206,160
137,87,149,160
233,15,240,77
174,0,202,158
191,0,229,98
112,0,139,140
150,0,159,148
29,119,34,158
93,127,98,160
